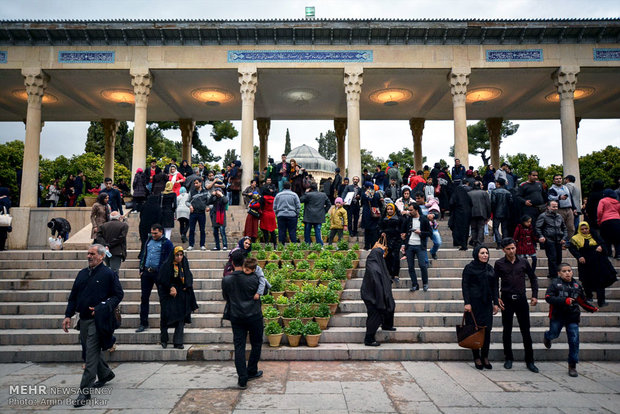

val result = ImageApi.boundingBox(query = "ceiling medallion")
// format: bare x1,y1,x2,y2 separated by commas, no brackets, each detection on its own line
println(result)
101,89,134,107
12,89,58,104
545,87,595,103
282,88,319,106
369,88,413,106
191,88,234,106
466,87,502,104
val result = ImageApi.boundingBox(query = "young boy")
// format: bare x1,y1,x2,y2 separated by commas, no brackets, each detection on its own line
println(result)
426,213,442,260
243,257,270,300
328,197,348,244
544,263,598,377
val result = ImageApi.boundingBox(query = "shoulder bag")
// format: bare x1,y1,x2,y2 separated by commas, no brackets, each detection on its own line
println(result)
456,312,486,349
0,206,12,227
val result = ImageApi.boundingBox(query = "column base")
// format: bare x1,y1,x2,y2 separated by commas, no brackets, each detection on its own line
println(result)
7,207,31,250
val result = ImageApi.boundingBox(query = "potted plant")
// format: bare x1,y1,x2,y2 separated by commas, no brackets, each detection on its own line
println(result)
314,303,331,330
255,250,267,267
261,294,275,312
269,273,286,300
262,305,280,325
323,244,335,251
303,321,322,347
281,304,300,327
275,294,289,312
264,244,274,252
83,187,100,207
305,269,319,286
251,242,263,251
295,259,310,271
337,240,349,251
265,320,283,347
280,250,293,263
284,318,304,347
318,271,333,286
310,243,322,252
328,280,344,300
292,250,305,263
323,289,340,315
346,250,360,268
299,241,309,251
298,303,314,324
284,282,300,298
351,243,361,259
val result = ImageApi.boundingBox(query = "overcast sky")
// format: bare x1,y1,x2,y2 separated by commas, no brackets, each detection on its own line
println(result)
1,0,619,169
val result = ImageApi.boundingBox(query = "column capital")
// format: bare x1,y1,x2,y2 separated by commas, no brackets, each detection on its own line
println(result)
409,118,425,137
130,69,152,107
101,119,120,137
22,67,49,106
238,65,258,103
257,118,271,137
448,67,470,105
334,118,347,139
344,66,363,103
485,117,503,136
179,118,196,135
552,66,580,101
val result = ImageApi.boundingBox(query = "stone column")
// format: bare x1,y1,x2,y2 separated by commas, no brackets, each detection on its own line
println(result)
257,118,270,172
179,119,195,164
101,119,119,182
334,118,347,173
553,66,582,196
449,68,471,167
20,68,48,208
409,118,425,172
239,64,257,189
485,117,503,169
130,68,152,189
344,66,363,179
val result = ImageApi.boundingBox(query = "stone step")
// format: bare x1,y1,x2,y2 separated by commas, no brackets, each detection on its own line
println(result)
4,298,617,316
0,342,618,363
2,326,619,346
1,312,617,330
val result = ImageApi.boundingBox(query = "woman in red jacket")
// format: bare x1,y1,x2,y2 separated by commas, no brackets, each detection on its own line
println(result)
259,186,277,247
597,189,620,259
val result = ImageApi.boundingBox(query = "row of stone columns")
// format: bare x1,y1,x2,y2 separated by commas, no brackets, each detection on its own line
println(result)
18,65,583,207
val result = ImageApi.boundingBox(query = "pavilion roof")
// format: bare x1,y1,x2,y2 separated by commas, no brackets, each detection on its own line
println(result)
1,18,619,46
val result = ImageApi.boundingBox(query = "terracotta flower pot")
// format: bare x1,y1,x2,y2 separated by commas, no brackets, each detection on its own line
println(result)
267,333,283,347
327,303,338,315
286,334,301,347
272,291,284,300
284,290,297,298
352,260,360,268
261,304,275,312
305,333,321,347
314,316,330,330
83,197,97,207
263,317,279,325
276,304,289,313
300,317,313,324
257,260,267,267
340,280,347,289
292,280,305,289
346,269,353,279
281,317,295,328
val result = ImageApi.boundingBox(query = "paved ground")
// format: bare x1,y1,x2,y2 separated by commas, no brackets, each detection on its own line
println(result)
1,360,619,413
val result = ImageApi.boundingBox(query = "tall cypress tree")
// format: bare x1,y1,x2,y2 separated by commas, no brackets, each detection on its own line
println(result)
284,128,292,154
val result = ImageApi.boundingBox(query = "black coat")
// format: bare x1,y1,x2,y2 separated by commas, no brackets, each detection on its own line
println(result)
449,185,472,246
94,299,120,351
139,195,162,243
361,191,382,229
95,220,129,260
300,191,331,224
132,172,149,198
545,277,598,324
461,247,498,328
158,254,198,325
222,270,262,323
401,214,432,249
151,172,167,196
159,193,177,228
378,215,403,249
360,248,395,312
568,238,618,292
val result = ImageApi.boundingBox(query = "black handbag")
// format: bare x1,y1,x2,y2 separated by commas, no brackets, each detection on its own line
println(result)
456,312,486,349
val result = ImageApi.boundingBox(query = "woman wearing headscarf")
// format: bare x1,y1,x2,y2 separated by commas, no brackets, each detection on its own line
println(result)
160,182,178,240
569,221,618,307
132,168,149,210
449,182,473,250
395,186,413,216
360,243,396,346
244,192,261,242
176,187,190,243
259,185,277,247
361,181,382,250
168,164,186,196
157,246,198,349
461,245,499,370
0,187,11,251
597,189,620,259
90,192,110,239
378,202,403,282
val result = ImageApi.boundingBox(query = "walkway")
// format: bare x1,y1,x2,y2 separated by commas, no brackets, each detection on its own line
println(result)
2,360,619,413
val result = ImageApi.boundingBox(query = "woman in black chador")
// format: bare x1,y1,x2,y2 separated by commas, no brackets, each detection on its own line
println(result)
360,245,396,346
157,246,198,349
449,183,472,250
378,202,403,282
461,245,499,370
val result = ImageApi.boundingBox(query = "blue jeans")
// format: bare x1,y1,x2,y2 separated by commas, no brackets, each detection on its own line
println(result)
545,319,579,364
214,226,227,249
430,229,442,255
405,244,428,288
278,177,289,192
304,223,323,245
277,216,298,244
188,212,206,248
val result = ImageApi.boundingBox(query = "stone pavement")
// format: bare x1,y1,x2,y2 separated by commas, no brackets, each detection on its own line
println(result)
1,360,619,413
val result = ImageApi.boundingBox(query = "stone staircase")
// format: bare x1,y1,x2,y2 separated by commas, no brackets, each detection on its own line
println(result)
0,209,619,363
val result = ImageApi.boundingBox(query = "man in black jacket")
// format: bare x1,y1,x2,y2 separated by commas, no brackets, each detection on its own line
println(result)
517,171,545,223
95,211,128,274
222,250,263,389
101,178,123,215
536,200,567,278
495,238,539,373
62,244,124,407
300,183,331,245
491,178,513,249
401,203,432,292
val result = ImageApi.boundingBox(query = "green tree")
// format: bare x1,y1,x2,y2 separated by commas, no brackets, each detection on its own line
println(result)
502,153,542,184
253,145,260,173
450,120,519,167
579,145,620,196
155,121,229,163
315,130,338,162
223,149,238,168
387,147,427,170
0,140,24,202
84,121,134,169
284,128,292,154
360,149,384,173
